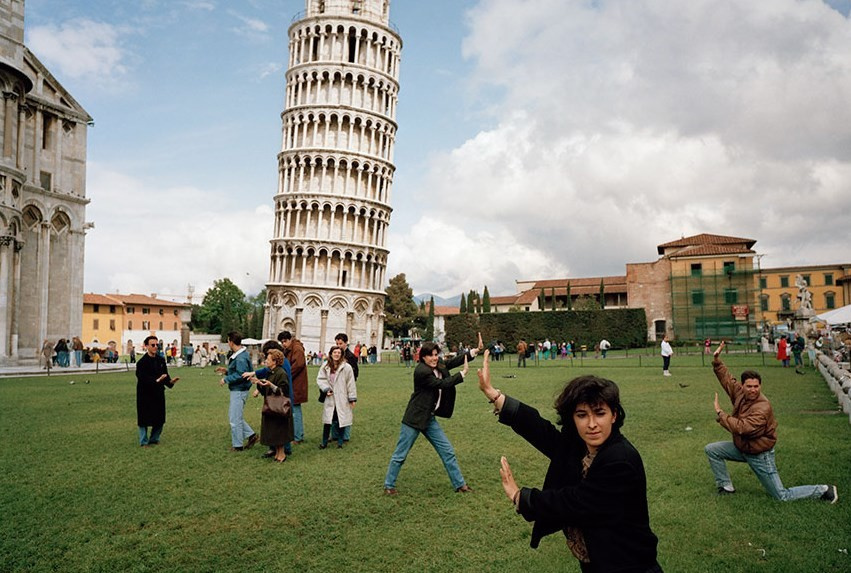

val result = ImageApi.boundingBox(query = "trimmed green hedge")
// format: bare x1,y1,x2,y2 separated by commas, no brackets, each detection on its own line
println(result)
445,309,648,350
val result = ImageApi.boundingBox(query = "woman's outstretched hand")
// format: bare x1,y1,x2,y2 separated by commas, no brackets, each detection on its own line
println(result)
500,456,520,503
477,349,493,394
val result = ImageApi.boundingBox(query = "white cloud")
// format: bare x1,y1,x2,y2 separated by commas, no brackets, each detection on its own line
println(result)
184,1,216,10
228,11,270,38
26,19,128,86
398,0,851,295
387,216,566,298
84,163,272,300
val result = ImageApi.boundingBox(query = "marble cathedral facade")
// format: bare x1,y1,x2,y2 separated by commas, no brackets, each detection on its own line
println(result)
263,0,399,353
0,0,92,364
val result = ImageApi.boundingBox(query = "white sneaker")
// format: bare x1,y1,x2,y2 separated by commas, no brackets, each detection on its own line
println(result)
663,371,671,376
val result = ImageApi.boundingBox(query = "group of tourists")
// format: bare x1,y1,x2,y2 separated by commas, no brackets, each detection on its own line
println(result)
41,336,101,368
136,328,839,572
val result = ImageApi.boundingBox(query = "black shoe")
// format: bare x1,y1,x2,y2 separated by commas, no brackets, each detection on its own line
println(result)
717,487,735,495
455,485,474,493
245,434,259,450
318,443,327,450
230,446,244,452
262,449,275,458
337,443,343,449
821,485,839,504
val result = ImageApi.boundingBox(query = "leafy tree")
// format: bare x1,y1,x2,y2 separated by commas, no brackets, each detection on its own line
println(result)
482,286,491,313
197,278,250,340
573,295,599,311
467,289,478,314
384,273,418,338
424,296,435,341
246,288,267,339
459,292,467,314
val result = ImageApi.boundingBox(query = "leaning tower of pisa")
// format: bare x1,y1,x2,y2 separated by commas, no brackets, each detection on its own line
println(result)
263,0,401,354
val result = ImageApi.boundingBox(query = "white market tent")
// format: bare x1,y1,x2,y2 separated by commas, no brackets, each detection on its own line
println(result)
812,304,851,326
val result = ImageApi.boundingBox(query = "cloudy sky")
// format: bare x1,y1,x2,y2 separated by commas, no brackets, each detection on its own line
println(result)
24,0,851,302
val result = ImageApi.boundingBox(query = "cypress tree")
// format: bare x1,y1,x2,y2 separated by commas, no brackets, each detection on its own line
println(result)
482,286,491,313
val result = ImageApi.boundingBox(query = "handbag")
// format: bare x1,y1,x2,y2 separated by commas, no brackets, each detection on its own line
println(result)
318,388,328,403
262,390,292,418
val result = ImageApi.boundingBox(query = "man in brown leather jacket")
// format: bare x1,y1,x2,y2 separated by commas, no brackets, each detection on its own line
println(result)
705,341,837,503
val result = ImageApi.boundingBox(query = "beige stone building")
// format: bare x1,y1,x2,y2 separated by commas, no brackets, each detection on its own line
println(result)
82,293,191,351
0,0,92,364
263,0,401,353
507,233,850,343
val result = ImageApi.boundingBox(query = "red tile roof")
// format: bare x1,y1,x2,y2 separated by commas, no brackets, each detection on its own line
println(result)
433,305,460,316
665,244,756,258
657,233,756,254
83,293,124,306
91,293,190,308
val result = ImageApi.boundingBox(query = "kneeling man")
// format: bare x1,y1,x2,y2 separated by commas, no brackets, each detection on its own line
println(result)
705,341,837,503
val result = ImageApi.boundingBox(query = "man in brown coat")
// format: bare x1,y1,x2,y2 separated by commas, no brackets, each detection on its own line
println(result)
516,339,527,368
705,341,837,502
279,331,307,443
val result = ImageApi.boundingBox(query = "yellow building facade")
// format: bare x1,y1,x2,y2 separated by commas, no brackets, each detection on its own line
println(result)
757,264,851,324
82,293,190,349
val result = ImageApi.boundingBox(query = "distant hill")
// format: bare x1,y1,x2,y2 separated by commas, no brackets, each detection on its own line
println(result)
414,293,461,308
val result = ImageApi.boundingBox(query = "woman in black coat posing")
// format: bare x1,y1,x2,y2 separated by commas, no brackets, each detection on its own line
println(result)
477,351,662,573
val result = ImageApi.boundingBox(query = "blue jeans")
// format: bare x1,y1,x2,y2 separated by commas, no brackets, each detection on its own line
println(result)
704,441,827,501
138,425,163,446
292,404,304,442
228,389,254,448
74,350,83,367
384,419,466,490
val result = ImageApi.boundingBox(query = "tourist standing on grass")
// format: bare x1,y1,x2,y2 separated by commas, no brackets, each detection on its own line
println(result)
776,335,790,367
334,332,359,443
516,338,527,368
383,335,483,495
316,346,357,449
136,335,179,448
705,341,838,503
660,335,673,377
217,331,258,452
248,349,293,463
279,331,308,444
244,340,294,460
476,351,662,572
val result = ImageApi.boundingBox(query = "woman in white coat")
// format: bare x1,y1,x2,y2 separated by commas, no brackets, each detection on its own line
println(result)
316,346,357,449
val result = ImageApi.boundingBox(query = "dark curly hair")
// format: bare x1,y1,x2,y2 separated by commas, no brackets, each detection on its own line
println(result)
554,375,626,434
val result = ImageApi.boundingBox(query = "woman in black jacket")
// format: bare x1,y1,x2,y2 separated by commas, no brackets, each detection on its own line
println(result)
478,351,662,573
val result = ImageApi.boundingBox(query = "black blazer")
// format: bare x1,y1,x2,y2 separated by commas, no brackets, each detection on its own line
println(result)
499,396,659,573
401,351,472,431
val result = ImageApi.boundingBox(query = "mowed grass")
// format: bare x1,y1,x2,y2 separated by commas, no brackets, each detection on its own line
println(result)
1,355,850,572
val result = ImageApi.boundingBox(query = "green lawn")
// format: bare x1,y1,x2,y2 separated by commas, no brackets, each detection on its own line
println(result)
1,355,849,572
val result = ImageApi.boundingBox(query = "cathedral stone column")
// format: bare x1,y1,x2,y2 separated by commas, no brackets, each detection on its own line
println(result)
319,309,329,353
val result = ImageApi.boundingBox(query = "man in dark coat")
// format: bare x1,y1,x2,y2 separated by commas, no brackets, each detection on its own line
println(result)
279,331,308,443
136,335,179,447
